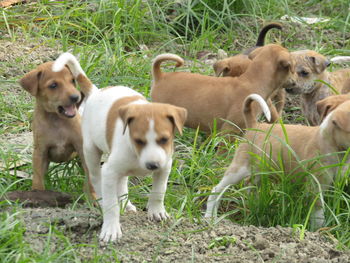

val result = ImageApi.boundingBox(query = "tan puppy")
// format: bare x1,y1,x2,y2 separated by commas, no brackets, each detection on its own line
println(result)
213,22,282,77
19,53,95,195
342,78,350,94
151,44,294,136
205,94,350,228
284,50,350,125
213,52,285,122
316,94,350,122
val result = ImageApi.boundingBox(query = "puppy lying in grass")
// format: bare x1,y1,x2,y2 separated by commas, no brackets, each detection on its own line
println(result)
205,93,350,228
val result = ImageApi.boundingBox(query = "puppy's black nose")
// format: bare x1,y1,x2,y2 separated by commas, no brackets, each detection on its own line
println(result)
146,162,160,171
70,94,80,103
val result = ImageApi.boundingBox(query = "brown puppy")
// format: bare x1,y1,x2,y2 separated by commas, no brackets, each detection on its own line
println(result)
213,23,284,121
19,53,95,195
205,94,350,229
284,50,350,125
316,94,350,122
151,44,294,136
213,23,282,77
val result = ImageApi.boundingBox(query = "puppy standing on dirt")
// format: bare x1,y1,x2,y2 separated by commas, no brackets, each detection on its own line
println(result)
205,94,350,228
284,50,350,125
76,77,187,242
19,53,95,195
151,44,294,136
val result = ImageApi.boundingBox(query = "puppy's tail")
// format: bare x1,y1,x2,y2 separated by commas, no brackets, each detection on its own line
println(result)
330,56,350,64
152,53,184,82
243,94,271,128
52,52,98,98
256,23,282,46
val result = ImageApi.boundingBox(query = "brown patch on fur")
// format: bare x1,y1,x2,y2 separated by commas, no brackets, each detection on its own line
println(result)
118,103,187,156
106,95,146,149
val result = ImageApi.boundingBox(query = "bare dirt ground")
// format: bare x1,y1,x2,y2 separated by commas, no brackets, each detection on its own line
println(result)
2,30,350,262
10,207,349,263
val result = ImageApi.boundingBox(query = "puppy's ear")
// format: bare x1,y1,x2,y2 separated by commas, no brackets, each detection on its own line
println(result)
167,106,187,135
213,62,228,77
248,47,263,60
316,101,333,122
331,110,350,132
309,56,328,74
317,95,350,122
19,69,42,96
118,105,135,135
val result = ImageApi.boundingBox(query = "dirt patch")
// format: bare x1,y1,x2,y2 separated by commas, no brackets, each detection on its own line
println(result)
0,34,61,79
10,207,349,262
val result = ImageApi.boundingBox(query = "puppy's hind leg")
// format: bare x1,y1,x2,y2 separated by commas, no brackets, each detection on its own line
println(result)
205,165,250,218
117,176,137,212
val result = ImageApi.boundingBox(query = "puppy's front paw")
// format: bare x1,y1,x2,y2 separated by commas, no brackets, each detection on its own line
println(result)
99,222,122,242
125,202,137,213
148,206,169,221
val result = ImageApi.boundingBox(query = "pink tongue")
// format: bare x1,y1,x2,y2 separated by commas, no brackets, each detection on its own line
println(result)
63,105,76,116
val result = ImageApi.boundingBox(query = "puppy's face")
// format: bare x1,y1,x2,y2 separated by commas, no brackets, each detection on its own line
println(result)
213,55,252,77
19,62,81,118
321,101,350,150
284,50,330,95
316,95,350,122
119,103,187,171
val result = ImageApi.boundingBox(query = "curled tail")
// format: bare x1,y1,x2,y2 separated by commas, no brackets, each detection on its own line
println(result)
52,52,97,98
152,53,184,82
256,23,282,46
243,94,271,128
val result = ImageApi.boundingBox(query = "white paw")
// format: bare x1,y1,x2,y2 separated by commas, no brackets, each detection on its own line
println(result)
99,222,122,243
125,202,137,212
148,206,169,221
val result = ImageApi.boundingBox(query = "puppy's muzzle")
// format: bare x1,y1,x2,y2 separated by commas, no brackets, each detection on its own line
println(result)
146,162,160,171
70,94,80,103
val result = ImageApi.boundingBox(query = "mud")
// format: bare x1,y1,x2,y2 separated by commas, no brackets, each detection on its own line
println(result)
9,207,348,262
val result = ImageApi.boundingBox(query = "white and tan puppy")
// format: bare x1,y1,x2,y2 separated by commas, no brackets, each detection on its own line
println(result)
81,85,187,242
205,94,350,228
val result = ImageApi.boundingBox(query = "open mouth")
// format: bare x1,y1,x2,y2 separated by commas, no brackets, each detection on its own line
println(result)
58,104,77,118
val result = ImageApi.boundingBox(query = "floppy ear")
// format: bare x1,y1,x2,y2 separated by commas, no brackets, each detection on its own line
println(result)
317,95,350,122
213,62,229,77
316,101,333,122
309,56,329,74
331,110,350,132
19,69,42,96
248,47,263,60
167,106,187,135
118,105,135,135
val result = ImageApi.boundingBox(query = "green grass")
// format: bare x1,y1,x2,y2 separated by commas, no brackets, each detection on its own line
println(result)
1,0,350,261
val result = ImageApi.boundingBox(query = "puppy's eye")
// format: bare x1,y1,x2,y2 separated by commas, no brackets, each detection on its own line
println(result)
71,78,76,84
299,70,309,77
49,83,58,89
134,139,146,146
158,137,169,145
